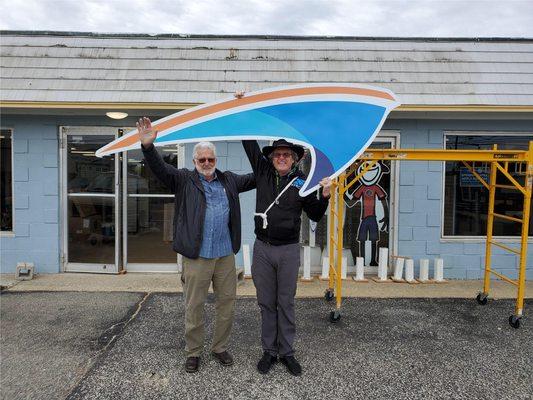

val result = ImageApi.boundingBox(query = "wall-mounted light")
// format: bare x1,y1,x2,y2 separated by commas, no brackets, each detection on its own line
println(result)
106,112,128,120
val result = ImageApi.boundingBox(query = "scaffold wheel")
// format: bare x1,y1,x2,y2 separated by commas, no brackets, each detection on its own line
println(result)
324,290,334,302
329,310,341,323
509,315,521,329
476,293,488,305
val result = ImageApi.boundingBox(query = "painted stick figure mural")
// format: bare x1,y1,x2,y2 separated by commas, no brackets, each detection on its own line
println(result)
345,161,390,266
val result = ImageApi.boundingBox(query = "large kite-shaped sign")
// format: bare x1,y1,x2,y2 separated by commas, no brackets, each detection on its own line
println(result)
96,84,400,196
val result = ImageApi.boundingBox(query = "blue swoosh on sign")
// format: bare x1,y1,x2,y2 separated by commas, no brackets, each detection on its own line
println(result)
96,84,400,196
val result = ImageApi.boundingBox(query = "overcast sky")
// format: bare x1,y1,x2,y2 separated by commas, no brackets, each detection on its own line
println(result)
0,0,532,37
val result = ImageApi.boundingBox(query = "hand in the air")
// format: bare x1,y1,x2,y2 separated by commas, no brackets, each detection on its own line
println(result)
136,117,158,147
320,177,332,198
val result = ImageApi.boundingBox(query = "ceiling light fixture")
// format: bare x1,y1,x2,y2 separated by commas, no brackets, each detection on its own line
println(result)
106,112,128,120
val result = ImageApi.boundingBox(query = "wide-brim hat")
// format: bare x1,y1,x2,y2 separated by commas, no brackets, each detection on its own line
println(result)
262,139,305,161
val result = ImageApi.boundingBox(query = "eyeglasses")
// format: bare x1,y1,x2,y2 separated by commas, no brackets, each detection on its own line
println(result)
272,152,293,159
196,157,216,164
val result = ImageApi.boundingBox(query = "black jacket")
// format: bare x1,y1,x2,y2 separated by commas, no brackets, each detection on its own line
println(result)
142,144,256,259
242,140,329,245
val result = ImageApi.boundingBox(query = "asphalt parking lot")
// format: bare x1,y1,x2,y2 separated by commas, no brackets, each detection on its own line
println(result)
1,291,531,400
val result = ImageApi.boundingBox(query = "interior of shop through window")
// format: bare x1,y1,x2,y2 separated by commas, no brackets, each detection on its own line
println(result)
443,134,533,237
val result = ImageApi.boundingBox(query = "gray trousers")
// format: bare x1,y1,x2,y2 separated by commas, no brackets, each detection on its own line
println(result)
252,239,300,357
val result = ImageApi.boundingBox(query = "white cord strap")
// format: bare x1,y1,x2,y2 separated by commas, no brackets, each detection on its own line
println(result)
254,177,298,229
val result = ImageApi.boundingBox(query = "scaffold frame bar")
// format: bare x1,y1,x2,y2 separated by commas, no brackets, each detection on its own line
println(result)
326,141,532,327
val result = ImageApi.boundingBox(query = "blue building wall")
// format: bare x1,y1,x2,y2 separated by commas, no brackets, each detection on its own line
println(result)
0,115,140,273
1,114,532,281
388,118,533,280
1,116,61,273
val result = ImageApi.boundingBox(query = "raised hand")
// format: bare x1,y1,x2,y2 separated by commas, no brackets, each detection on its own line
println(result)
319,177,332,198
136,117,158,147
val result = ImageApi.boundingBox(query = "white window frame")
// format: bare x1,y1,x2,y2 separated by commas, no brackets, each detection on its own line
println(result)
0,127,14,237
441,130,533,243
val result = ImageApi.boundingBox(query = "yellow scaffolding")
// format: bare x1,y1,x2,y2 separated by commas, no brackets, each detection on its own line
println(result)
325,143,533,328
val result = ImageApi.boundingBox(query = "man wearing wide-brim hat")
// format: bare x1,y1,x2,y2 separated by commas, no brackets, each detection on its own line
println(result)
242,138,331,376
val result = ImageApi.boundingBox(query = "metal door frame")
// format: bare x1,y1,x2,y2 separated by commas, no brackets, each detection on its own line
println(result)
60,126,121,273
122,136,182,272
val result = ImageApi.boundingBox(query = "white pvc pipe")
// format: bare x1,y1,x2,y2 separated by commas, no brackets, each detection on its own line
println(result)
419,259,429,282
378,247,388,280
434,258,444,281
355,257,365,280
405,258,414,282
321,256,329,280
302,246,311,280
341,257,347,280
243,244,251,277
393,257,405,281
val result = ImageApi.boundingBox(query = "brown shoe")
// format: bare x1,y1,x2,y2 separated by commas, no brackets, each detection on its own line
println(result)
212,351,234,366
185,356,200,373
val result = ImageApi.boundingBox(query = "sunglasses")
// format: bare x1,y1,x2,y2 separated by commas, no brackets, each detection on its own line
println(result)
272,152,293,159
196,157,216,164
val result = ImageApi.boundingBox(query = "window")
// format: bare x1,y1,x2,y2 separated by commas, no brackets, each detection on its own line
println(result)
443,134,533,237
1,129,13,232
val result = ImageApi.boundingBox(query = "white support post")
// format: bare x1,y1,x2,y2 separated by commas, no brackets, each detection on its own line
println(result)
405,258,415,283
243,244,252,278
309,221,317,247
301,246,313,281
419,259,429,282
377,247,389,280
177,254,183,274
341,257,347,280
434,258,444,282
393,257,405,281
354,257,367,282
321,256,329,280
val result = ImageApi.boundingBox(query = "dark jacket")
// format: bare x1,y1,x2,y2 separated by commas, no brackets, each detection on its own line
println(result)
242,140,329,245
142,144,256,259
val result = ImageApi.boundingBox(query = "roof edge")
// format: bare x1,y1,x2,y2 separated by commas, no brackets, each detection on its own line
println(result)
1,30,532,42
2,101,533,113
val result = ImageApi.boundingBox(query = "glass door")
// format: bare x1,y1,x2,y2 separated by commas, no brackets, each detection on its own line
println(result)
61,127,120,273
123,138,179,272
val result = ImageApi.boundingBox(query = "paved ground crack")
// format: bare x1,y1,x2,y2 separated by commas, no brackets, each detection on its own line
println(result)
63,292,151,399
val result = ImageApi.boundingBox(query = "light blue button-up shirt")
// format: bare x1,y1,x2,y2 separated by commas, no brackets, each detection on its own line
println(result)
198,173,233,259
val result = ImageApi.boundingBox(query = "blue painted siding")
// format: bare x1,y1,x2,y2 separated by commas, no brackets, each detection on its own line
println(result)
1,117,60,273
390,118,533,280
1,113,532,282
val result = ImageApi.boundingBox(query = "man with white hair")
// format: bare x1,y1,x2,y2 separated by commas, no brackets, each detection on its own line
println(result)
137,117,255,373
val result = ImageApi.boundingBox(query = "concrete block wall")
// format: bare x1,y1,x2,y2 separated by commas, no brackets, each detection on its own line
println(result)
396,121,533,280
2,113,532,281
0,118,60,273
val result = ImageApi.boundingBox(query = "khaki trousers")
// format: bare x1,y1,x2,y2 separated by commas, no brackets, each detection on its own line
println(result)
181,254,236,357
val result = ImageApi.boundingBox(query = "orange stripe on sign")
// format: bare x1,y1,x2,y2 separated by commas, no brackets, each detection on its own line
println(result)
103,86,395,153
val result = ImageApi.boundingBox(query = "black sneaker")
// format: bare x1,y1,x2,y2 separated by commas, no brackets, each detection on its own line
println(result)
257,352,277,374
279,356,302,376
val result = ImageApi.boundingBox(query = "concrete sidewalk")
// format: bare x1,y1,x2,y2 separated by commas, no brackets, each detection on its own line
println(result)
1,272,531,299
